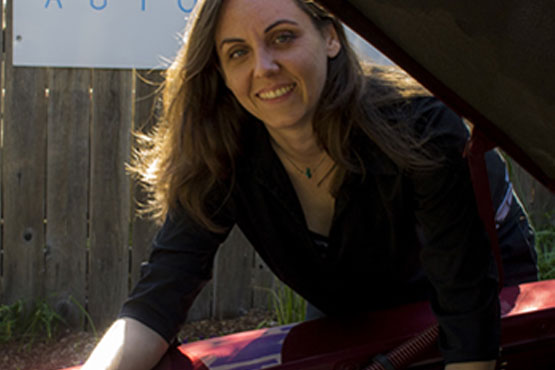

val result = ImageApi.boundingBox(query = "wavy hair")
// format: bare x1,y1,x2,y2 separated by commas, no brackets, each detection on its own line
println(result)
129,0,435,231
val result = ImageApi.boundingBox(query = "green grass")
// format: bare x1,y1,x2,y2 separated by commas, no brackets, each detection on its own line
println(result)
536,222,555,280
268,283,307,326
69,295,98,339
0,295,98,349
0,299,66,348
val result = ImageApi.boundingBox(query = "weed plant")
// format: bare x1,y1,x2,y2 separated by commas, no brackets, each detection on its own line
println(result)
268,283,307,326
69,295,98,339
535,221,555,280
0,299,66,348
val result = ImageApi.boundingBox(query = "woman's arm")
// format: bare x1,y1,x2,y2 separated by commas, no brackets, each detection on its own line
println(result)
445,360,496,370
408,98,501,362
82,318,169,370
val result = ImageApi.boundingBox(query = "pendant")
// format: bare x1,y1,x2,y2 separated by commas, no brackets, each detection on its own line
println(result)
305,168,312,179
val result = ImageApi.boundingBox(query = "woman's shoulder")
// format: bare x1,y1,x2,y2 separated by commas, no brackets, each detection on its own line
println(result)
409,97,470,154
374,92,470,151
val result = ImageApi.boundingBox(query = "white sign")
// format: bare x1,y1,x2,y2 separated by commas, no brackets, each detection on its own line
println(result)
14,0,197,69
13,0,391,70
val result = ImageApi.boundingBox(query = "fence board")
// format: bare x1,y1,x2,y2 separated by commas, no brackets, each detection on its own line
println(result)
130,69,163,289
187,280,214,322
213,226,253,319
252,252,275,310
88,69,133,329
1,0,48,304
45,68,91,327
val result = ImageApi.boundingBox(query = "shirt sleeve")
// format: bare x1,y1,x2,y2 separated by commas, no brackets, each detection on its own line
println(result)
408,97,501,363
119,202,234,343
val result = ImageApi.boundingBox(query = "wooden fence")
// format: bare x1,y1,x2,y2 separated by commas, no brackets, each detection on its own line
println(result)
0,0,553,332
0,0,276,331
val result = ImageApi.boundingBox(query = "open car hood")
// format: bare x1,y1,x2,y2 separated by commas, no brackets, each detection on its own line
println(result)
319,0,555,192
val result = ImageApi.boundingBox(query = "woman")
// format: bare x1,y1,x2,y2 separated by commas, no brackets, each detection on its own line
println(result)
84,0,501,369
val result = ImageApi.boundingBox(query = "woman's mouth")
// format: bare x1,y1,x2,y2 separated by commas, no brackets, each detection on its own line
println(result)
257,83,296,100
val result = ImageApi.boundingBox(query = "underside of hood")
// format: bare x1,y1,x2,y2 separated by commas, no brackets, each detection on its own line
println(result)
318,0,555,192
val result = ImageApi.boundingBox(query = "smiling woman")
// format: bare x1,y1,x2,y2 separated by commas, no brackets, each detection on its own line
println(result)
78,1,534,369
214,0,340,138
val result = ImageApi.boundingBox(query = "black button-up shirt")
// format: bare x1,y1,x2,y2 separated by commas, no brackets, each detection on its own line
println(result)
121,97,500,363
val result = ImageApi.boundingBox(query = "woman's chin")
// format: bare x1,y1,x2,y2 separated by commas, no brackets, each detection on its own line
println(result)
261,118,312,133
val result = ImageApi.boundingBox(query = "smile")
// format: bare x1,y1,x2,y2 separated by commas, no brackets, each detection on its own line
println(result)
257,84,296,100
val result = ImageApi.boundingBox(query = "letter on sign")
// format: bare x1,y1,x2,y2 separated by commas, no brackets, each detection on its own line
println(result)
44,0,63,8
178,0,196,13
90,0,108,11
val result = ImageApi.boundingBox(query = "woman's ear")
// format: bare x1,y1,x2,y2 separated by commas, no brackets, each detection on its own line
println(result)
324,23,341,58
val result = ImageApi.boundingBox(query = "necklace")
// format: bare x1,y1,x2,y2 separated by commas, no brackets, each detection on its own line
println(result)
315,162,337,187
277,146,327,179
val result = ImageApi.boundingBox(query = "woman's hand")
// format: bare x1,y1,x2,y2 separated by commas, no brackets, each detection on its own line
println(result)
445,360,496,370
82,317,169,370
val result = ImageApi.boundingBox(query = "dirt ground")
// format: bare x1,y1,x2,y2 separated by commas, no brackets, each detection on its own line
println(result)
0,309,277,370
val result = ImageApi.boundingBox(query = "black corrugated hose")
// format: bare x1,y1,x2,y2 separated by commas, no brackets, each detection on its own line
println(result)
362,324,439,370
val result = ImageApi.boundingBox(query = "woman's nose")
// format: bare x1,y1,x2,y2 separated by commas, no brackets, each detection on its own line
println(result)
253,48,279,77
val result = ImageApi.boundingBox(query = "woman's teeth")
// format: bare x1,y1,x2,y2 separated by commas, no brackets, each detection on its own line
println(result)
258,84,294,100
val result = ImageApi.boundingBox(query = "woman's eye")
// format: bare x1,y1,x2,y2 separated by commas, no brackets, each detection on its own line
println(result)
229,48,248,60
274,32,296,45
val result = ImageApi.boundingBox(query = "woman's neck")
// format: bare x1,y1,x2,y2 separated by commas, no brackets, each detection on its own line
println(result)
267,125,323,164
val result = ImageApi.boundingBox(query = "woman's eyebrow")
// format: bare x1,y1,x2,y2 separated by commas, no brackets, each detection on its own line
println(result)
219,38,244,51
264,19,298,33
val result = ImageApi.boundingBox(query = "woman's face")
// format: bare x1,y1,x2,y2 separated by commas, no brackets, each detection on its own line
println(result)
214,0,341,135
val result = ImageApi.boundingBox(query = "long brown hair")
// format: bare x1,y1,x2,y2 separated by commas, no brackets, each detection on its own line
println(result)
130,0,435,231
